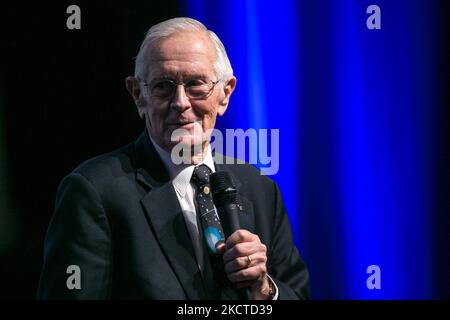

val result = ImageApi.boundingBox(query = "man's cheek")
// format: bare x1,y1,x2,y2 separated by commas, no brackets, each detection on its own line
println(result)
202,115,216,132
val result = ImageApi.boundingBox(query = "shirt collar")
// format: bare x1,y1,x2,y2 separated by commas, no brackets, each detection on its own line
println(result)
149,136,216,198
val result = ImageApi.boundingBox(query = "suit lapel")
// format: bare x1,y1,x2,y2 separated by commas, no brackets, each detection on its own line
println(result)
140,183,206,299
134,131,207,299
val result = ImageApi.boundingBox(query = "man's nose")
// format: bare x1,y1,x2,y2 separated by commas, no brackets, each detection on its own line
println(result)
170,85,191,112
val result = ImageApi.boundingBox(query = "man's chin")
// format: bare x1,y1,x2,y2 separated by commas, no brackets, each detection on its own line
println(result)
166,135,207,165
169,134,203,147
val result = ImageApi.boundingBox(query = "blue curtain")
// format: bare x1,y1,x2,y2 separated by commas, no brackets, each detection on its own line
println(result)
181,0,440,299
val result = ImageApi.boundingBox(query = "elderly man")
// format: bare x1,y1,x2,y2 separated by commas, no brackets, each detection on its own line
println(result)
37,17,309,300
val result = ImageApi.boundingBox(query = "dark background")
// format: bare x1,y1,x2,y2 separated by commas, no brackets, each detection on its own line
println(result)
0,1,180,298
0,1,449,299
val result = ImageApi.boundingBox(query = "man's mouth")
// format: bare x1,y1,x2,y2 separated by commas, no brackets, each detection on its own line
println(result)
168,120,198,128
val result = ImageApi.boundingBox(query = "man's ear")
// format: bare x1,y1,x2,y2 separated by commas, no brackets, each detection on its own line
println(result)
125,76,145,119
217,76,237,116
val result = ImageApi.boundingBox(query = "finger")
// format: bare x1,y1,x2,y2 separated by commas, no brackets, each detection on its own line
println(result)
223,242,267,264
222,242,254,264
224,255,253,274
224,253,267,274
227,264,267,283
215,241,226,254
225,230,258,250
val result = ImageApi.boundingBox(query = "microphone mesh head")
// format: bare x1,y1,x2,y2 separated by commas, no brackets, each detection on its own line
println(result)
210,172,237,206
210,171,234,191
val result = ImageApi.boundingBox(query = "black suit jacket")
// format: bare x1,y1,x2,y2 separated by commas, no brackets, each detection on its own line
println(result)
37,131,309,299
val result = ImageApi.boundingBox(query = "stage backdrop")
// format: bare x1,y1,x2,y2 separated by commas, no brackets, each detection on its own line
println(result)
182,0,449,299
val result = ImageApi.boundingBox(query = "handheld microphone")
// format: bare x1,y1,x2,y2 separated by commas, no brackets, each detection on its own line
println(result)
210,171,253,300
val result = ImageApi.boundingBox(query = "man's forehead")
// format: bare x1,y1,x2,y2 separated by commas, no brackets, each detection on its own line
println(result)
149,31,215,61
144,31,216,79
147,57,214,79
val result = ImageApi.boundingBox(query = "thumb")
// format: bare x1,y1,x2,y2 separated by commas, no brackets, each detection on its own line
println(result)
215,241,226,254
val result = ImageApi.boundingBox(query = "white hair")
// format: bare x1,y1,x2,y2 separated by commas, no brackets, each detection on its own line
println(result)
134,17,233,81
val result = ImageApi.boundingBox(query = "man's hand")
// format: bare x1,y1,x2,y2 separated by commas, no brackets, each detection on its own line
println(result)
216,229,272,300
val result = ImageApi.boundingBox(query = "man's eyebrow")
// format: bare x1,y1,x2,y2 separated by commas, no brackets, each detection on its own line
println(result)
150,74,210,82
145,76,176,85
152,76,175,81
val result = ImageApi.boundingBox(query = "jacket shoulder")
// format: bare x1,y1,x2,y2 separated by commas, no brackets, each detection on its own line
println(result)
70,142,136,183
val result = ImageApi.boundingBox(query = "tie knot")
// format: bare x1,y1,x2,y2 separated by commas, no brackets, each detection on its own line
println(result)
191,164,212,189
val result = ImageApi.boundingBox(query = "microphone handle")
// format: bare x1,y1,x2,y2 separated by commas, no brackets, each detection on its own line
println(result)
218,202,241,237
217,203,253,300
